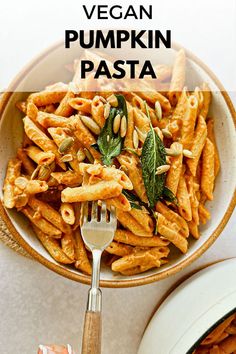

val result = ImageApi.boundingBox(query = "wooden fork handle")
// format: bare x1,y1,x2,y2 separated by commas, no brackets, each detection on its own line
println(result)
81,311,101,354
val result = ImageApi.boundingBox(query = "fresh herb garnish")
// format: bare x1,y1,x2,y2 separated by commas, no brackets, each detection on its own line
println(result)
162,187,178,205
122,190,143,210
141,102,167,209
92,94,127,166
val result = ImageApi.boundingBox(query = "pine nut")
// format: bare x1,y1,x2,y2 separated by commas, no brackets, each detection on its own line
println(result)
155,165,170,175
183,149,193,158
80,115,101,135
120,115,127,138
165,148,181,157
154,127,163,140
113,114,121,134
155,101,162,121
77,148,86,162
135,127,147,143
162,128,172,138
133,129,139,149
104,103,111,119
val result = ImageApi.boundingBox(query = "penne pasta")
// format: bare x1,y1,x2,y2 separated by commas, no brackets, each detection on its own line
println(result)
133,107,150,135
180,94,198,149
124,102,135,149
37,111,73,128
165,142,183,195
201,138,215,200
73,115,101,160
23,116,66,170
26,101,38,123
106,194,131,211
28,91,66,107
91,95,106,128
33,225,73,264
79,163,133,190
156,201,189,238
61,181,122,203
2,49,220,276
136,89,171,115
198,203,211,225
106,242,133,257
157,213,188,253
54,91,75,117
118,153,148,203
187,115,207,176
24,180,48,194
168,49,186,106
200,83,211,119
69,97,92,114
116,209,153,237
186,175,200,239
60,203,75,225
61,232,75,260
25,145,55,165
17,148,35,175
114,229,169,247
3,158,22,209
177,169,192,222
51,171,83,186
111,246,169,274
22,206,62,237
74,230,92,275
128,207,154,234
207,118,221,176
28,197,70,233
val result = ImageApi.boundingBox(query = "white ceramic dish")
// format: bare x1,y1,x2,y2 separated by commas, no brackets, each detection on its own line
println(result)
138,258,236,354
0,41,235,287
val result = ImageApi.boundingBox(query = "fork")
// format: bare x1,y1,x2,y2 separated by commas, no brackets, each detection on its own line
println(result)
80,201,117,354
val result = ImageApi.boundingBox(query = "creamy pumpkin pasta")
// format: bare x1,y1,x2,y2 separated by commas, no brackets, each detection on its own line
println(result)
2,49,220,276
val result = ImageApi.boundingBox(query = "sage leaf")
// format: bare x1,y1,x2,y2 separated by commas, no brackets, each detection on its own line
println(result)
122,190,142,210
162,187,178,205
141,102,167,208
93,94,127,166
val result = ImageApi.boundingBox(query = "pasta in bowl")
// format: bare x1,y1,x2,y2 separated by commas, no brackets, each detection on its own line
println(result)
0,44,235,286
192,311,236,354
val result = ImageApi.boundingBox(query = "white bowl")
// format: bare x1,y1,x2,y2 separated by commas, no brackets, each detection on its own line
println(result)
0,41,235,287
138,258,236,354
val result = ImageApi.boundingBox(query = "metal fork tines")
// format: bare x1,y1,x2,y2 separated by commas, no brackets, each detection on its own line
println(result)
80,201,117,354
81,201,117,253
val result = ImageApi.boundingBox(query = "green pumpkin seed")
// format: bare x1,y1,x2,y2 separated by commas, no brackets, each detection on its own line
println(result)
58,137,74,154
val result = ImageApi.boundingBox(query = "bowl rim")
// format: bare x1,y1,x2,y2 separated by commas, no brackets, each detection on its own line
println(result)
0,41,235,288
